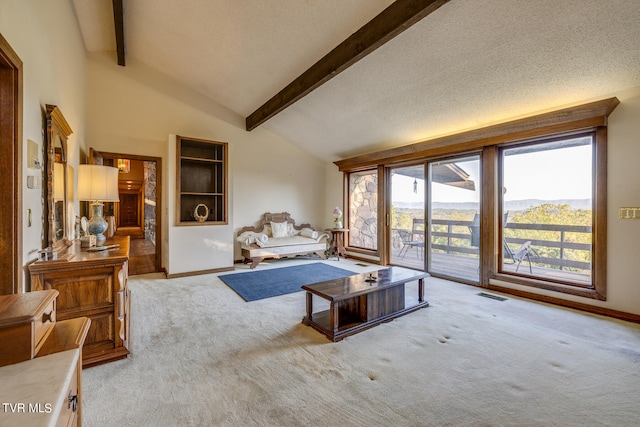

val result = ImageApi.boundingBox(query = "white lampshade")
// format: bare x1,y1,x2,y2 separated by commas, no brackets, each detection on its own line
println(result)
77,165,120,202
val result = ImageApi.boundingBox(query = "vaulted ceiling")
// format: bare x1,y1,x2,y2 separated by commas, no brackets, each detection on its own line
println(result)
72,0,640,162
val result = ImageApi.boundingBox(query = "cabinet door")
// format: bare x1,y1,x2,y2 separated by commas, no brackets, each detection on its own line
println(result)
38,267,120,358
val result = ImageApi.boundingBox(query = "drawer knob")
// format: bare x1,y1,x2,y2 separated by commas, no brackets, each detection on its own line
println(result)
67,390,78,413
42,311,54,323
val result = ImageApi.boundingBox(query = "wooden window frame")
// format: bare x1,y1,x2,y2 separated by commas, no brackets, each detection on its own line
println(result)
335,98,618,300
491,129,606,300
345,168,382,256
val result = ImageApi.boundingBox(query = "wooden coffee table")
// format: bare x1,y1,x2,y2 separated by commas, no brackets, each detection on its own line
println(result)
301,267,429,341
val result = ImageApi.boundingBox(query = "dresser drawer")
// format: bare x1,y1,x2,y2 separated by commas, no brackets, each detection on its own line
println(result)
34,298,56,353
56,360,79,427
0,290,58,367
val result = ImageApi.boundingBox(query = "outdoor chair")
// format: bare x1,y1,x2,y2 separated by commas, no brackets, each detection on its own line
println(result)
412,218,425,240
468,214,480,247
504,241,539,273
397,229,424,258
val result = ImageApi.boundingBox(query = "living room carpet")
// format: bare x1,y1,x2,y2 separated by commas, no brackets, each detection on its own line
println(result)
218,262,356,301
82,259,640,426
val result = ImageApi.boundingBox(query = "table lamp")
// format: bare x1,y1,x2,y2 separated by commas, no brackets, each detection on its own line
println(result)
332,207,343,228
77,165,120,246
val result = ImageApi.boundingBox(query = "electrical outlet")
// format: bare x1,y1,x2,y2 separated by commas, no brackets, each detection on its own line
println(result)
619,207,640,219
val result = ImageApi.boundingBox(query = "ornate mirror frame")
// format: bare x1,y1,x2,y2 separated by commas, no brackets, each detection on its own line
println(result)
44,104,73,250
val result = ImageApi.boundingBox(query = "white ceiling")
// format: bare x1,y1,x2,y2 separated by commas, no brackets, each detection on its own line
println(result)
72,0,640,162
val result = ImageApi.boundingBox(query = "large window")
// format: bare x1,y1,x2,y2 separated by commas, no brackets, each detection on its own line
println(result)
336,98,615,301
500,134,594,286
348,170,378,250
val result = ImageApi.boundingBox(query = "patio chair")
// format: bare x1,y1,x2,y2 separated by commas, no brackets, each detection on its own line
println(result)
397,229,424,258
504,241,539,273
468,214,480,247
502,212,540,273
409,218,425,245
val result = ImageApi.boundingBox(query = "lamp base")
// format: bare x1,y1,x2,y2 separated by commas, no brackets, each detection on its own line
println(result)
87,202,108,246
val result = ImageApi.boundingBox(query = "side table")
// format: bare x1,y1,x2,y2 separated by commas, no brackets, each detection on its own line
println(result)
327,228,349,260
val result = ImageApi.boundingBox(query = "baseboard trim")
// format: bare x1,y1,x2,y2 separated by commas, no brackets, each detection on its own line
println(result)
165,266,234,279
487,284,640,324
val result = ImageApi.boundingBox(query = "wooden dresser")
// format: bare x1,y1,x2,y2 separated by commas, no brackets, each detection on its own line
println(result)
0,290,90,427
29,236,131,368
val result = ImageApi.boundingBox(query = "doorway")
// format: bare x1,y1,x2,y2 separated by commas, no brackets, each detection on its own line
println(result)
0,35,22,294
427,155,480,282
390,164,425,270
90,149,162,275
386,155,480,282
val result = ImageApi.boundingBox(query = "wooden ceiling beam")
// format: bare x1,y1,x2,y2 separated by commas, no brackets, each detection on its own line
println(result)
113,0,125,66
245,0,450,131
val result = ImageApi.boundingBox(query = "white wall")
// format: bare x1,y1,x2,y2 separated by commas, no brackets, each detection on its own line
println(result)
85,53,329,271
0,0,86,284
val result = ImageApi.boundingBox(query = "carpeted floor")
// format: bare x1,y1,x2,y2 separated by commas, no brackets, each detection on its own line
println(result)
82,258,640,426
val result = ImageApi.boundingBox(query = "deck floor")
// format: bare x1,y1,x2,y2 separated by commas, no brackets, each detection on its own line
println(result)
390,247,590,285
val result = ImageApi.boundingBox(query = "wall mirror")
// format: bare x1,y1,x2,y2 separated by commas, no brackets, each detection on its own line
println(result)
44,104,73,250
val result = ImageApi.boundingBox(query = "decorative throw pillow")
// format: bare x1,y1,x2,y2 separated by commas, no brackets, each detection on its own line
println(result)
271,221,289,238
286,222,296,236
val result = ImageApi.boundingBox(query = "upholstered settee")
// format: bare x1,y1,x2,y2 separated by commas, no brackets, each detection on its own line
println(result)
237,212,329,269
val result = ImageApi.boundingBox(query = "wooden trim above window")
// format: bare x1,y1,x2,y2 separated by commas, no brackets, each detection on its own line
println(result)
335,97,619,172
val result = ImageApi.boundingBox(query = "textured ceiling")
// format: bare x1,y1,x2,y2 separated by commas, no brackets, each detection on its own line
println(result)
72,0,640,162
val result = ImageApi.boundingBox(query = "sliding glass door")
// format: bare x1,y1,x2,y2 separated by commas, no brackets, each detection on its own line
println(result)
427,156,480,282
390,165,425,269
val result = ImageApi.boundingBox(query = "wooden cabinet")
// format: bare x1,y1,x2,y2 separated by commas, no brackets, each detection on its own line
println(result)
0,291,90,427
0,290,57,367
29,236,130,368
176,135,228,225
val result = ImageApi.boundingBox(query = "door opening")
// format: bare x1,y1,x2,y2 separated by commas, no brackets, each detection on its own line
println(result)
89,149,162,275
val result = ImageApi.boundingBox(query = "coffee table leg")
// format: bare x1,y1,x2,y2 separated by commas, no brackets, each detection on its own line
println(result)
306,292,313,321
330,302,339,336
418,278,425,303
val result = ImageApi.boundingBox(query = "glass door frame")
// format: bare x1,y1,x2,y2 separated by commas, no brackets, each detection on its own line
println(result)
386,162,427,271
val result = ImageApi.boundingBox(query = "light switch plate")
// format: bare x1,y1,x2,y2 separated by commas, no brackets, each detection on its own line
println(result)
619,207,640,219
27,175,41,189
27,139,41,169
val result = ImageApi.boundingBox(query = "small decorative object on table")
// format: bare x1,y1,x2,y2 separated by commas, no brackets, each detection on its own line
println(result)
332,207,343,228
37,248,57,261
79,217,96,247
193,203,209,222
81,235,96,248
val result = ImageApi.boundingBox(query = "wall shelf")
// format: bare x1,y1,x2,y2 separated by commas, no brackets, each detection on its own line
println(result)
176,136,228,225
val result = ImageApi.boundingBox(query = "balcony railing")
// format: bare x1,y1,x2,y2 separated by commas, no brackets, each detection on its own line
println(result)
429,219,592,272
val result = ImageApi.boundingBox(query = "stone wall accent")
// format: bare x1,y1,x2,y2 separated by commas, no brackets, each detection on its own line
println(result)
349,172,378,250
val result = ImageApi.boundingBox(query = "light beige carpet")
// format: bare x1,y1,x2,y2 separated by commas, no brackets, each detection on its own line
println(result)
83,258,640,426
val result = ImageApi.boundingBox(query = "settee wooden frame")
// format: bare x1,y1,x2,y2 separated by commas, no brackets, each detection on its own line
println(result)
237,212,328,269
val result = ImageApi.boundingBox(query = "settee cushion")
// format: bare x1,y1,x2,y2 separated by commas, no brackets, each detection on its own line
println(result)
271,221,289,238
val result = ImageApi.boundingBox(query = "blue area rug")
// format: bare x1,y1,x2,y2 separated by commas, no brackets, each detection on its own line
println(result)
219,263,356,302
